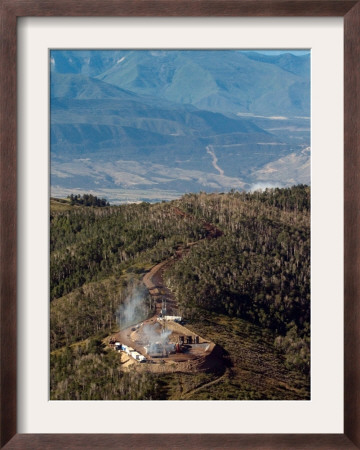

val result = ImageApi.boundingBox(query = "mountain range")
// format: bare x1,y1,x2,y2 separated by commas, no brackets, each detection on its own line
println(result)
50,50,310,203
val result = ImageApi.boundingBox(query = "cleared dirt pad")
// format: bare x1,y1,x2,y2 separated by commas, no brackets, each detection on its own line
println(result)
110,211,224,373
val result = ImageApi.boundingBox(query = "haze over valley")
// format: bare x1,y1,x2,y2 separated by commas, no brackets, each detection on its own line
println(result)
51,50,310,203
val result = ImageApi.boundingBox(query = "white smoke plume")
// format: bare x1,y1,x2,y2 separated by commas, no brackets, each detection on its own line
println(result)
117,286,147,329
143,323,171,346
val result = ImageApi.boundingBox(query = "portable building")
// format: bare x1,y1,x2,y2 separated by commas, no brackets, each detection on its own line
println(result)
164,316,182,323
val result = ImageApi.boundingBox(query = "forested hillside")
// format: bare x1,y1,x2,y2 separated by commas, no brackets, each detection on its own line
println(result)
50,185,310,400
167,186,310,373
50,200,205,300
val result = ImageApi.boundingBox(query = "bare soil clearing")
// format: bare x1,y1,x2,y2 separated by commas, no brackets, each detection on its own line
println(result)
109,207,224,373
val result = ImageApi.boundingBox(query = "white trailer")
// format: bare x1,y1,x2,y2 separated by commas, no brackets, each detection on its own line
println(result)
164,315,182,323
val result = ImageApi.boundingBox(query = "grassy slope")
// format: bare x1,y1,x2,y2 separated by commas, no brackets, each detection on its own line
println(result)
50,197,73,212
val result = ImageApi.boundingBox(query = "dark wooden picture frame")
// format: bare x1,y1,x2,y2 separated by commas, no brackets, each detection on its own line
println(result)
1,1,359,448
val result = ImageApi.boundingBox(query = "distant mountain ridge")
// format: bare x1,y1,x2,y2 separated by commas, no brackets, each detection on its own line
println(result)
51,50,310,118
50,50,310,203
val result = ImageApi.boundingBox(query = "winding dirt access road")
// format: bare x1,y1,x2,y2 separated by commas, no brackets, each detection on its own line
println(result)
141,206,222,318
113,206,223,370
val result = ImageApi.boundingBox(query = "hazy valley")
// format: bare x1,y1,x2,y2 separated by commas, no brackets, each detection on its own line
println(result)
51,50,310,203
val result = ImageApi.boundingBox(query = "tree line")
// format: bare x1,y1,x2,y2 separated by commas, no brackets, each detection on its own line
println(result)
67,193,110,207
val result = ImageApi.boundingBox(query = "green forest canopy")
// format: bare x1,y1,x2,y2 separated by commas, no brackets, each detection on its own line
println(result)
50,185,310,399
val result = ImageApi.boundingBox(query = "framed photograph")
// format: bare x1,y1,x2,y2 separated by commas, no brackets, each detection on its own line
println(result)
1,1,359,448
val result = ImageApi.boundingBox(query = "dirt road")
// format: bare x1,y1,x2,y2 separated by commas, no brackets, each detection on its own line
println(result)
112,206,223,369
